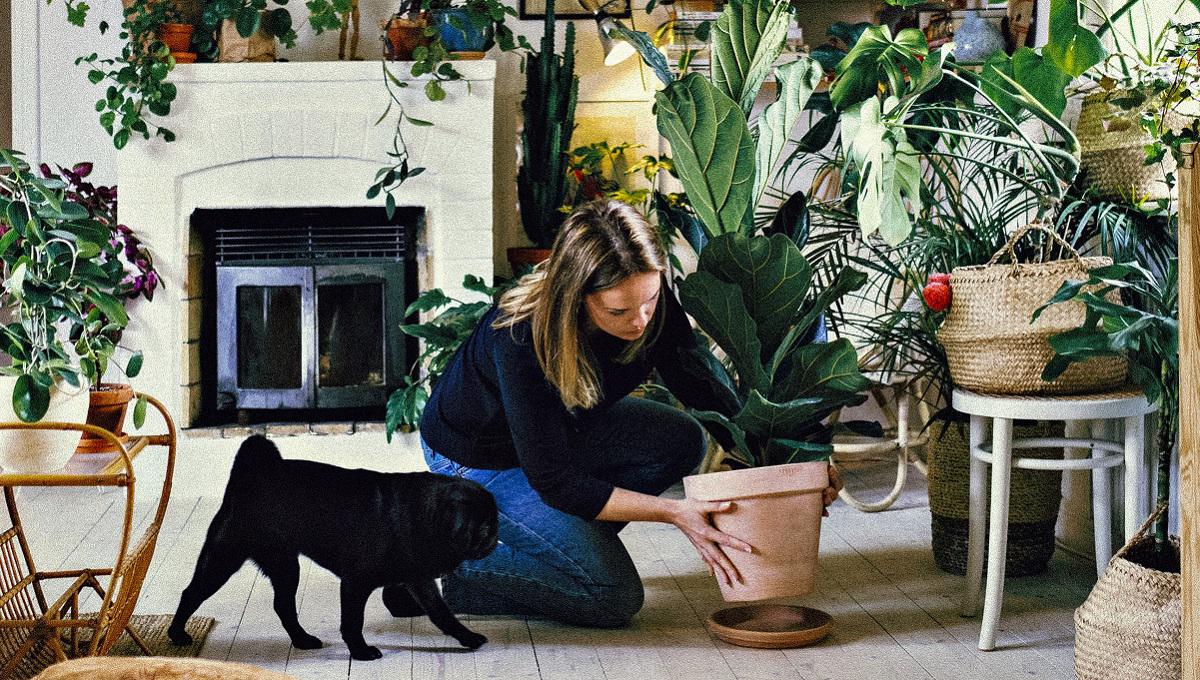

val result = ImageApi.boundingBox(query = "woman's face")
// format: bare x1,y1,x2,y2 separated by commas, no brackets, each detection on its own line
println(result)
584,271,661,342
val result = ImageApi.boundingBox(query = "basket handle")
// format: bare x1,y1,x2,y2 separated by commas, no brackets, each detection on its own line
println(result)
985,221,1083,267
1113,502,1169,561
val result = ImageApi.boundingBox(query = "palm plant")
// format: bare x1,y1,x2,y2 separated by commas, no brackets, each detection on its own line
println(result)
1034,261,1179,568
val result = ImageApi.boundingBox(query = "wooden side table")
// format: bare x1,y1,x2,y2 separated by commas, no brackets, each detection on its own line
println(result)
951,387,1155,651
0,393,178,676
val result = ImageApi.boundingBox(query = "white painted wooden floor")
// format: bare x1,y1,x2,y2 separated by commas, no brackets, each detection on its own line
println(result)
10,429,1095,679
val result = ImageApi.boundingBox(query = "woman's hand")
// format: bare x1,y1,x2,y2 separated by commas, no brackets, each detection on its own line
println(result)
823,464,844,517
668,498,753,587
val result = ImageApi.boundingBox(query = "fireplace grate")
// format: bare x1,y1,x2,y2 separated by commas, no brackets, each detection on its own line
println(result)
214,223,413,264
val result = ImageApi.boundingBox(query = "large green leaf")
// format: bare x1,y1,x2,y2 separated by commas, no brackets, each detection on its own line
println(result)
1043,0,1105,77
610,23,674,87
754,57,823,205
841,98,922,244
734,389,835,441
831,26,927,110
12,374,49,423
677,270,769,394
655,73,756,237
692,409,754,466
711,0,792,115
770,338,871,403
696,233,812,362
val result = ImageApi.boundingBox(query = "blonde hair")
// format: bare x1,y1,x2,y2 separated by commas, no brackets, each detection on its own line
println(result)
496,200,668,411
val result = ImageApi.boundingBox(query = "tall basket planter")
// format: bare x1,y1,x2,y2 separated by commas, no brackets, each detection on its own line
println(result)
927,419,1063,576
1077,91,1176,202
938,223,1128,395
1074,508,1181,680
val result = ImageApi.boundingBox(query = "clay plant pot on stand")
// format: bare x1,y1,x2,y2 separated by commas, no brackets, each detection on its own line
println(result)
0,376,91,473
159,22,195,55
76,383,136,454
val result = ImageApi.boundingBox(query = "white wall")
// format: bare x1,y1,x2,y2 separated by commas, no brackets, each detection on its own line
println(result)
10,0,673,274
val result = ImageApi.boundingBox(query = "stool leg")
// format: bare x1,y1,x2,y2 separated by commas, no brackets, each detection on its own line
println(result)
964,415,988,617
1090,420,1113,575
1123,414,1146,541
979,417,1013,651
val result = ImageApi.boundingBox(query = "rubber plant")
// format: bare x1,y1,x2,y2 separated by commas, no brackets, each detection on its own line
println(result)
384,274,509,437
0,150,146,423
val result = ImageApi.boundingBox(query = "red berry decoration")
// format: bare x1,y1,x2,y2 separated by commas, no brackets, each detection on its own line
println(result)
923,282,952,312
928,272,950,285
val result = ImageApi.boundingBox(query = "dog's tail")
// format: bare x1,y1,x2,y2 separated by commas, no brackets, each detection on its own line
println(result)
229,435,282,485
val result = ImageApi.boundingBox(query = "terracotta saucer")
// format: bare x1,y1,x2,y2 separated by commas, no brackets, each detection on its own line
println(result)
450,51,486,60
706,604,831,649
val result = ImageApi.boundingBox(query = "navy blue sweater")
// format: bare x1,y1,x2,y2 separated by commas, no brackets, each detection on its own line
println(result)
420,289,725,519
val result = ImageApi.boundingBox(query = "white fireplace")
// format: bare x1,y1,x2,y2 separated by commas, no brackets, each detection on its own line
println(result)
117,61,495,428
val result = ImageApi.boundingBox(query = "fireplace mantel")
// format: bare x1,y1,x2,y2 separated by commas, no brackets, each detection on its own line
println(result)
117,60,496,427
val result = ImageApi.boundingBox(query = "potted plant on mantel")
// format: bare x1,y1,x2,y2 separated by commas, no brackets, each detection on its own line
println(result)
512,0,578,272
37,162,161,454
0,151,154,472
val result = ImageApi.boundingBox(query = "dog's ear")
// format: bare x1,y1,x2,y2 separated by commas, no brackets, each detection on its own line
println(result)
430,480,498,561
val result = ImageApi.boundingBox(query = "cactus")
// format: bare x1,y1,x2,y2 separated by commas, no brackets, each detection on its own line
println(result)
516,0,578,249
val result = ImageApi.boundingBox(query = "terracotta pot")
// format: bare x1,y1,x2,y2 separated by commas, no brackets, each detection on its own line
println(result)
76,383,135,454
0,376,91,473
506,247,552,273
383,15,432,61
159,22,194,53
684,462,828,602
172,51,198,63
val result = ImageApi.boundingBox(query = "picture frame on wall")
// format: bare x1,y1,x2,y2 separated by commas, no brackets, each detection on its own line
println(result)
519,0,631,20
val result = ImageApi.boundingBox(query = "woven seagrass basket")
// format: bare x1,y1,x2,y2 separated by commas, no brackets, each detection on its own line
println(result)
927,419,1062,576
1074,507,1181,680
937,223,1128,395
1077,91,1176,202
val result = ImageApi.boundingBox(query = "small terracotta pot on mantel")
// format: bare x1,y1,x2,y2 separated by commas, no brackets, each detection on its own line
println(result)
506,247,551,274
383,14,432,61
76,383,135,454
159,22,195,54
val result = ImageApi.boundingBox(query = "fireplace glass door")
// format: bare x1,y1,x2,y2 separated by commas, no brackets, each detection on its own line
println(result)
217,264,404,410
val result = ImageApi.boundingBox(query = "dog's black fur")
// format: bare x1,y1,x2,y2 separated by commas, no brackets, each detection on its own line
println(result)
167,435,498,660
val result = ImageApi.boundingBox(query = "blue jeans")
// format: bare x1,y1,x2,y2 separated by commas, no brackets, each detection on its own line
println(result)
422,397,706,628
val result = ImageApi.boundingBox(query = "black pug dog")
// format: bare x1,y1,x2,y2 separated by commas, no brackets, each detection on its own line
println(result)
167,435,498,660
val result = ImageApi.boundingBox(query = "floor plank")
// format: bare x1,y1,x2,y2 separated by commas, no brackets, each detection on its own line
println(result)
7,434,1094,679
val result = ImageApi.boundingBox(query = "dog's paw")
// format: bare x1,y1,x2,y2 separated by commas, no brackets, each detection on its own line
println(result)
167,627,193,646
456,631,487,650
291,633,324,650
349,644,383,661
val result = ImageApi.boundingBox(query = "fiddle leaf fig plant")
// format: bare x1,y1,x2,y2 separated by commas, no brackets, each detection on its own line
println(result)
677,233,870,467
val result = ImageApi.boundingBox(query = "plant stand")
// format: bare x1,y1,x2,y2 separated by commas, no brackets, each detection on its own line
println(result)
831,374,930,512
952,387,1155,651
0,393,178,677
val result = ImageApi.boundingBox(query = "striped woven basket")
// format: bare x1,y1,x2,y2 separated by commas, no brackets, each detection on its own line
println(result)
1074,507,1181,680
1077,90,1176,201
937,223,1128,395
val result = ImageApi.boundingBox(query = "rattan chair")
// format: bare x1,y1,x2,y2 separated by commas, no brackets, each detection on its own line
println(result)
0,393,177,679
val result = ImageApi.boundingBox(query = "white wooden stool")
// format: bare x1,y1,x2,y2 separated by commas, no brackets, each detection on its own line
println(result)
951,387,1155,651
